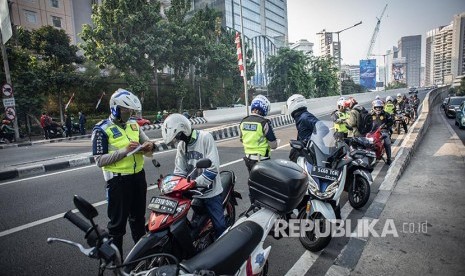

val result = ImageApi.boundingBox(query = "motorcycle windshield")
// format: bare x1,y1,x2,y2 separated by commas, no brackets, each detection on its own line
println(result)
308,121,336,156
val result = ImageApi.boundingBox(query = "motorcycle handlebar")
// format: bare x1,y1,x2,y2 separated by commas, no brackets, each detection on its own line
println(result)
64,211,92,233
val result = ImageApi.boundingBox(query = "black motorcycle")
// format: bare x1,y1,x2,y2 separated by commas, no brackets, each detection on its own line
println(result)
342,140,374,209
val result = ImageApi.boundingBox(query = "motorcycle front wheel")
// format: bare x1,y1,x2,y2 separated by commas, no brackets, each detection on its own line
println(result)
298,210,332,252
348,175,371,209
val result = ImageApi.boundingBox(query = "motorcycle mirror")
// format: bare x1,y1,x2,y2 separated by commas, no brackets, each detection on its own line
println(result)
73,195,98,220
195,158,212,169
152,158,161,168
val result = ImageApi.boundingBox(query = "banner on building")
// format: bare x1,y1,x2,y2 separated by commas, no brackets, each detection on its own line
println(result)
392,57,406,84
359,59,377,90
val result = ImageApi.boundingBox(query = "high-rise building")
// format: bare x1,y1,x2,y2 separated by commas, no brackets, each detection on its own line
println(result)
398,35,421,87
318,30,340,61
452,12,465,79
10,0,78,44
433,23,453,85
426,28,442,86
191,0,288,88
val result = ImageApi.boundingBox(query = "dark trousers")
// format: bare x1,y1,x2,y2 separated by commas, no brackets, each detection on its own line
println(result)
381,131,392,160
79,124,86,135
203,194,227,239
243,157,259,173
106,170,147,256
43,126,50,139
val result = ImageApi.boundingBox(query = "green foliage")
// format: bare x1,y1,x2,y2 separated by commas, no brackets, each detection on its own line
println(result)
267,48,313,102
308,56,339,98
386,82,407,90
341,79,363,95
81,0,166,95
456,77,465,96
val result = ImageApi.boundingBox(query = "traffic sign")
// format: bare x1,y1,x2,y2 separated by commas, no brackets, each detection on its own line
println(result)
2,83,13,97
5,106,15,120
2,97,15,107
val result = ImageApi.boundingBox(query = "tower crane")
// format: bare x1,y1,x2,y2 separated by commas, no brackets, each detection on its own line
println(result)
366,4,388,59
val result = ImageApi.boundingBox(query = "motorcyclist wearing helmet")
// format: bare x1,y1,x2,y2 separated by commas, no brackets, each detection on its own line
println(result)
286,94,319,161
162,113,226,238
411,94,420,119
0,119,15,143
345,97,366,137
371,99,394,165
331,99,349,140
240,95,277,172
91,88,155,255
384,96,395,115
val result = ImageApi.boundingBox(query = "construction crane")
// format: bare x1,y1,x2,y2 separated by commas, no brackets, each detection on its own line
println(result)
366,4,388,59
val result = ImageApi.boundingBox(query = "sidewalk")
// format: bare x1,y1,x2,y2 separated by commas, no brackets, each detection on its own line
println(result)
351,108,465,275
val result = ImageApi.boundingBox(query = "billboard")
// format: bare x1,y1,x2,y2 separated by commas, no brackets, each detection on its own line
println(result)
392,57,406,84
359,59,376,90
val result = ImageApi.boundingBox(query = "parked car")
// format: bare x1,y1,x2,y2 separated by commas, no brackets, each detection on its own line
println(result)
455,102,465,129
133,117,151,126
444,96,465,118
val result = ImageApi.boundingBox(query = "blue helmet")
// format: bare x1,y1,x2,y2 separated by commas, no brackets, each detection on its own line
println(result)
250,95,271,116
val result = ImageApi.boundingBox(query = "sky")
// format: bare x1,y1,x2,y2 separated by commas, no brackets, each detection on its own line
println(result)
287,0,465,66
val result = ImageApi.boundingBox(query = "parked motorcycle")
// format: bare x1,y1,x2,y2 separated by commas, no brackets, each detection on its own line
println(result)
342,143,374,209
124,158,241,273
48,121,66,138
48,158,308,275
290,121,350,252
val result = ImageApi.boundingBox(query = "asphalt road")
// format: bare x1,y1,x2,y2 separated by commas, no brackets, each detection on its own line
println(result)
0,89,434,276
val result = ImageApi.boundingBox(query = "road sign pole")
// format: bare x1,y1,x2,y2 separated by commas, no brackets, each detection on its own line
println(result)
1,30,19,140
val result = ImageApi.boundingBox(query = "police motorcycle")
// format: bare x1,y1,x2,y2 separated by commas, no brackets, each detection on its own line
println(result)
48,159,308,276
289,121,351,252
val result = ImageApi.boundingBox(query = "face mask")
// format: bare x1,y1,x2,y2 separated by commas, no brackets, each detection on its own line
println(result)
119,108,134,122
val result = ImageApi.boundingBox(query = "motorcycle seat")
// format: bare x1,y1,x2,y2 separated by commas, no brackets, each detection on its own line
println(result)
220,171,234,201
180,220,263,275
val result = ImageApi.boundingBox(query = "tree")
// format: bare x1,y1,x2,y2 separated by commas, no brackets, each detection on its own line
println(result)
80,0,167,103
267,48,313,102
341,79,363,95
308,56,339,98
456,77,465,96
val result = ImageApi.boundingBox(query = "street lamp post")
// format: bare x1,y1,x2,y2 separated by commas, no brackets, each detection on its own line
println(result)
318,21,362,96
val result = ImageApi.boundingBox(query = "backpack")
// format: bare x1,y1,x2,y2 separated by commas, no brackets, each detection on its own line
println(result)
356,106,373,135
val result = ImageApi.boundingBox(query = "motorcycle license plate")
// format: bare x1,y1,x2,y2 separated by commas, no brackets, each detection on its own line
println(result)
148,196,178,214
311,165,340,182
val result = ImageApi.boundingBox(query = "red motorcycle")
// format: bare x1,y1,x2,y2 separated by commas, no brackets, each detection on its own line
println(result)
346,125,386,165
124,158,241,272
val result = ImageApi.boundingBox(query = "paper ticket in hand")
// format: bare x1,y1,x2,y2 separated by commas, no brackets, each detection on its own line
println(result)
127,144,143,156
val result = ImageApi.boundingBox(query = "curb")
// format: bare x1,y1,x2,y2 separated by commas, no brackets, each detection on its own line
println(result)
0,114,295,181
0,117,208,150
325,87,448,275
0,155,95,181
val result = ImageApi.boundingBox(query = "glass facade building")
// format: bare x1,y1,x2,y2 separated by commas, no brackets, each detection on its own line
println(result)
191,0,288,88
398,35,422,87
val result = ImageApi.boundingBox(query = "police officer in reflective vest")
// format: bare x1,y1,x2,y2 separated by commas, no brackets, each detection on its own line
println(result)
240,95,277,172
331,99,349,140
384,96,395,115
92,89,155,256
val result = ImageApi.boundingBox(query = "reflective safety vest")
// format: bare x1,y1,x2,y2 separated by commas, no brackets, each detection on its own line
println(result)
334,111,349,133
101,120,144,174
384,102,395,114
240,116,270,157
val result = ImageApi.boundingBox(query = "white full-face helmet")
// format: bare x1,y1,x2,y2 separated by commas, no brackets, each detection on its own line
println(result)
286,94,307,115
162,113,192,144
110,89,142,120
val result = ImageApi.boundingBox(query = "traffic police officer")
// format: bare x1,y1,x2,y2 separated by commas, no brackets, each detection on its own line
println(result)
239,95,277,172
332,99,349,140
92,88,154,256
